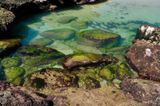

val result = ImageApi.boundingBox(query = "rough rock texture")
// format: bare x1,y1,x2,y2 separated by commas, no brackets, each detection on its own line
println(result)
126,39,160,81
0,81,53,106
0,7,15,31
41,85,144,106
0,39,21,57
136,25,160,44
121,79,160,106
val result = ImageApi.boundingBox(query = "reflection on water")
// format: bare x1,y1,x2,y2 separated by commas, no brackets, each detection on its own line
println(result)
12,0,160,60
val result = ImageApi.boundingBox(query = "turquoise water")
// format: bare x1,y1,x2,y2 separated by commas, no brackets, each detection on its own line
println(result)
13,0,160,59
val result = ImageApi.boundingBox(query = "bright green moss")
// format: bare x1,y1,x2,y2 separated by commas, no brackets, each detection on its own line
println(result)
4,67,25,85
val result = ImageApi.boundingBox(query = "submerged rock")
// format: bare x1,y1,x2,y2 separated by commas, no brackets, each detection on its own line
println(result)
136,25,160,43
1,45,65,85
57,16,78,24
121,78,160,106
126,39,160,81
0,81,53,106
77,29,121,48
30,37,54,46
63,53,118,70
40,28,76,40
0,39,21,57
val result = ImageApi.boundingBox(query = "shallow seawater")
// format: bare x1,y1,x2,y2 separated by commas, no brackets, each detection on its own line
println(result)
13,0,160,59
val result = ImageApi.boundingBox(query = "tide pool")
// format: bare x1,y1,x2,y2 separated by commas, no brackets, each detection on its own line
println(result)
12,0,160,60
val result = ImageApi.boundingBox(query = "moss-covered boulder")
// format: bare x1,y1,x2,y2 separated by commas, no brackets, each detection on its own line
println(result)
40,28,76,40
1,45,65,85
4,67,25,85
0,39,21,57
99,68,115,81
30,37,54,46
1,57,21,68
57,16,78,24
63,53,118,70
77,29,121,48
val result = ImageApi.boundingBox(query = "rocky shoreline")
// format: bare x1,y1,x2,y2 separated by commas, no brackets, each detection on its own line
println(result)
0,0,160,106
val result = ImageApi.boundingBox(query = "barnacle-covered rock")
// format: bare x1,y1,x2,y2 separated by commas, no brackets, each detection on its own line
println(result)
136,25,160,43
0,7,15,31
40,28,76,40
24,69,77,91
77,29,121,48
63,53,118,70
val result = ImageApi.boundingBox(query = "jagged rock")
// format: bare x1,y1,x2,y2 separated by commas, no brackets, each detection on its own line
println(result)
120,79,160,106
0,81,53,106
136,25,160,43
63,53,118,70
0,39,21,57
126,39,160,81
0,7,15,31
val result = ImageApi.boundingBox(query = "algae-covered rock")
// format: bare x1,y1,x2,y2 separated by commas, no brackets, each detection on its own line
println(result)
72,68,101,89
57,16,78,24
30,37,53,46
77,29,121,48
1,45,65,85
99,68,114,81
117,63,133,79
0,39,21,57
4,67,25,85
70,20,88,29
77,76,100,89
25,69,77,91
1,57,21,68
63,53,118,70
40,28,76,40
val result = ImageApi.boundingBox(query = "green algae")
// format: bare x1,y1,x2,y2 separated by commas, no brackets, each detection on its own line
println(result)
4,67,25,85
77,29,120,48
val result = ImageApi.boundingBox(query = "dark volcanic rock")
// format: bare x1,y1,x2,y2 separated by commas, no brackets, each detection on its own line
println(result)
120,79,160,106
0,81,53,106
136,25,160,44
126,39,160,81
